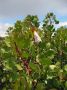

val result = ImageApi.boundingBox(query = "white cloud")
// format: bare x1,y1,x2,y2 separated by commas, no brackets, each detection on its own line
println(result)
0,23,11,37
55,22,67,29
0,21,67,37
58,22,67,27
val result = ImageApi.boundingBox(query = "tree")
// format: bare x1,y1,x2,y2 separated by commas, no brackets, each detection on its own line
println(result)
42,12,59,43
0,13,67,90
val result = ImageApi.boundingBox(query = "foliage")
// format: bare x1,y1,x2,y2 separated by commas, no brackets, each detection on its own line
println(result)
0,13,67,90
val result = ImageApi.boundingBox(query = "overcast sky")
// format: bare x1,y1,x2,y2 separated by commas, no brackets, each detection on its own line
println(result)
0,0,67,36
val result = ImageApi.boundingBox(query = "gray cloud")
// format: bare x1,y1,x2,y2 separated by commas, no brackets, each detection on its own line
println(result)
0,0,67,37
0,0,67,18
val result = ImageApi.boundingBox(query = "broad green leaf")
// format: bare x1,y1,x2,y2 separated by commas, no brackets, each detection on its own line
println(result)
15,64,23,71
64,65,67,71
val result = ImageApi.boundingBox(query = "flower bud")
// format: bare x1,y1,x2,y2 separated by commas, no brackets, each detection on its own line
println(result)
34,31,42,43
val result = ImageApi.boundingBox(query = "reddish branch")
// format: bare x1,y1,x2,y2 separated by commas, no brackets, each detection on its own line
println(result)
14,42,31,75
14,42,39,89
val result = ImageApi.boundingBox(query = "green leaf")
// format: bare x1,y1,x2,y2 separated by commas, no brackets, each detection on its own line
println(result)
22,51,29,59
40,58,51,66
64,65,67,71
65,81,67,89
36,83,44,90
29,62,39,72
15,64,23,71
4,38,11,47
1,48,6,53
49,65,56,70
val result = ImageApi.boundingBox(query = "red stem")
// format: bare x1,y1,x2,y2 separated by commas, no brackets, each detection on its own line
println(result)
14,42,31,75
